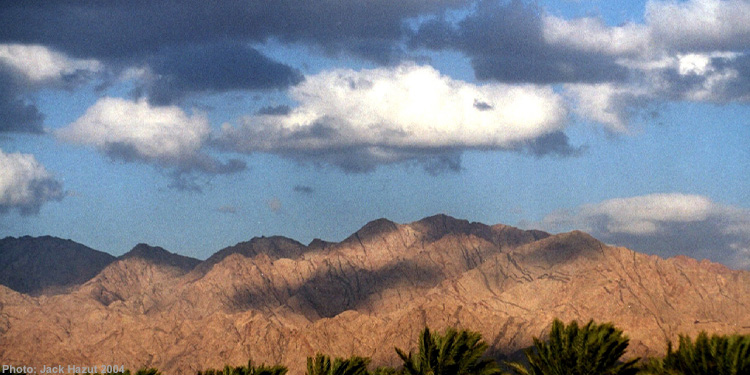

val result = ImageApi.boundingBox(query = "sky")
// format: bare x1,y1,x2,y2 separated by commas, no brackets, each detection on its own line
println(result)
0,0,749,269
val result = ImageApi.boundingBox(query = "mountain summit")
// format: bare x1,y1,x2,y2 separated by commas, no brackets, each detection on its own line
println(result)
1,215,749,375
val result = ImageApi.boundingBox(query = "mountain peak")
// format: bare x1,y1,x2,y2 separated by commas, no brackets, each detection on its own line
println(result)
195,235,307,275
515,230,606,267
120,243,200,272
343,218,400,243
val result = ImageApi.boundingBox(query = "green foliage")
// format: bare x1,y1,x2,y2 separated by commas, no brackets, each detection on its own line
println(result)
197,360,288,375
506,319,638,375
395,327,502,375
305,353,370,375
370,366,400,375
640,332,750,375
131,369,162,375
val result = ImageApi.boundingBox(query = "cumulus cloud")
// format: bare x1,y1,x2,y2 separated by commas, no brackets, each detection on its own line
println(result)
407,0,750,132
217,64,573,172
647,0,750,52
535,193,750,269
0,149,64,215
0,44,102,134
565,50,750,131
0,44,102,84
56,97,245,188
410,1,630,84
542,16,650,57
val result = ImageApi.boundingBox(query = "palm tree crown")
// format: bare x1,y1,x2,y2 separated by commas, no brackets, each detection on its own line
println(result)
396,327,502,375
506,319,638,375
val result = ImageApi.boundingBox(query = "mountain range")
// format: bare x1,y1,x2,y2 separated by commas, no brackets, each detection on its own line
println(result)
1,214,749,374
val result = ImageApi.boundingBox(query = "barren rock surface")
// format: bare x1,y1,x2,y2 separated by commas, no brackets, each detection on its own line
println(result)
1,214,749,374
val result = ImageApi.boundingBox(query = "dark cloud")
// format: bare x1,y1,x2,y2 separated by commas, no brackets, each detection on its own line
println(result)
0,70,44,134
518,131,585,157
262,146,466,175
410,0,628,84
0,0,466,62
102,141,246,191
420,152,463,175
473,99,493,111
257,104,292,116
710,54,750,102
142,42,303,105
293,185,314,194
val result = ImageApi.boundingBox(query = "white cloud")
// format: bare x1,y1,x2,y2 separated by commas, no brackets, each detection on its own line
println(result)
534,193,750,269
542,15,650,56
564,83,650,132
578,193,716,234
219,64,570,170
537,0,750,131
0,44,102,84
0,149,64,214
565,50,747,130
647,0,750,51
56,97,246,189
57,97,210,164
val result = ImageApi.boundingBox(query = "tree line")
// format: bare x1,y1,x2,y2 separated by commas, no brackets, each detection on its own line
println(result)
2,319,748,375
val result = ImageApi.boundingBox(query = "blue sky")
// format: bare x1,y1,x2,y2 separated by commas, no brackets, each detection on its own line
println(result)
1,0,749,269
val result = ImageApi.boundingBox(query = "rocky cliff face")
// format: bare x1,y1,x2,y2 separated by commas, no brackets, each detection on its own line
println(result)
1,215,749,375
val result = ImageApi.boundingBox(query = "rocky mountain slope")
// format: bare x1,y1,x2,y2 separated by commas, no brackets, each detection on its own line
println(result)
1,215,749,375
0,235,116,295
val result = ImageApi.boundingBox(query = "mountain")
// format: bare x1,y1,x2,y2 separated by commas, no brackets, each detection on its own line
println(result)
1,215,749,375
120,243,200,272
0,236,116,295
79,244,200,307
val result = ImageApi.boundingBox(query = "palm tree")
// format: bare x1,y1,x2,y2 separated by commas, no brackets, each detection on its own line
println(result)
641,332,750,375
305,353,370,375
197,360,288,375
506,319,638,375
395,327,502,375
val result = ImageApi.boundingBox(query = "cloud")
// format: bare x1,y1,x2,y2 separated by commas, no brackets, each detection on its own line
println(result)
647,0,750,52
56,97,246,188
0,149,64,215
218,63,573,172
0,70,44,134
535,193,750,269
565,50,750,131
0,44,102,84
408,0,750,132
140,42,303,105
293,185,314,194
0,0,465,63
0,44,102,134
410,1,630,84
541,15,650,57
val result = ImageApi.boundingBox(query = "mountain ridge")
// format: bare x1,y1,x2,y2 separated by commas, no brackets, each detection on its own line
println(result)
1,215,749,375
